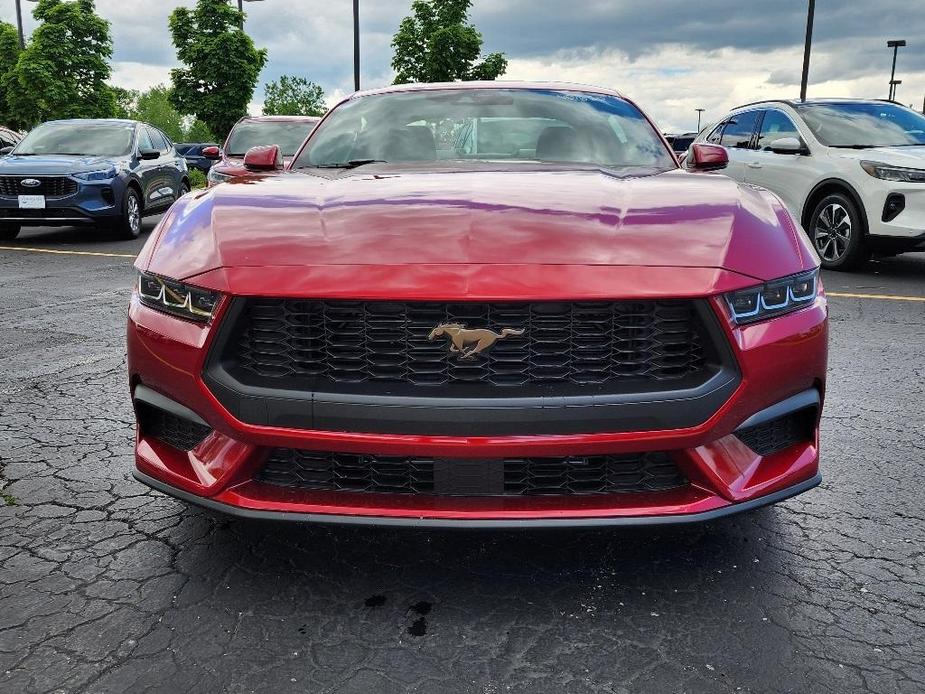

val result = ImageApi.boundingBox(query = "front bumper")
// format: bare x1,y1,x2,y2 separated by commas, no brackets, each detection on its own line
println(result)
0,176,122,226
128,289,828,526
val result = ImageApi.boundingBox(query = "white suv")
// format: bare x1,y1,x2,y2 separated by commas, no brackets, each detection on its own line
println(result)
690,99,925,269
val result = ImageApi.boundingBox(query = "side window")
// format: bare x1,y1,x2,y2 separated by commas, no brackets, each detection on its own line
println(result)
706,121,725,144
720,111,760,149
0,131,14,148
136,126,153,152
757,110,802,150
147,126,169,154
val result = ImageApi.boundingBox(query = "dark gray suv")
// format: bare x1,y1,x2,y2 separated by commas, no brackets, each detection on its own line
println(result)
0,119,190,240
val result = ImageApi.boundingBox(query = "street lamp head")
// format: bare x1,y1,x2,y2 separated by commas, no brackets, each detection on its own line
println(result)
887,40,907,48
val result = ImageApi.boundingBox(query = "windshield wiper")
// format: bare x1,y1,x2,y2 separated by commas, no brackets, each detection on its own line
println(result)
829,144,878,149
313,159,388,169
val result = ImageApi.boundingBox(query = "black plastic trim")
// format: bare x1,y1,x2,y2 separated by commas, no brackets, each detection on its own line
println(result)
734,388,820,431
203,300,740,437
133,469,821,528
133,384,209,427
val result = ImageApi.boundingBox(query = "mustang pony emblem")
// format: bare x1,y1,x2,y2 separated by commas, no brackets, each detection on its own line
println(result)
428,323,525,360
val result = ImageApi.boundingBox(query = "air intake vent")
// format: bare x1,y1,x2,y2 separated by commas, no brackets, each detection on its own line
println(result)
736,408,816,456
136,402,212,452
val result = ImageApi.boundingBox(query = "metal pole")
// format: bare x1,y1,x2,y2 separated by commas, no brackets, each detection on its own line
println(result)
353,0,360,92
238,0,244,30
695,108,705,132
889,46,898,99
15,0,25,49
799,0,815,102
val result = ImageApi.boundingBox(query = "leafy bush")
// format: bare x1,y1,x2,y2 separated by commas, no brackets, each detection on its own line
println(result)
188,169,207,189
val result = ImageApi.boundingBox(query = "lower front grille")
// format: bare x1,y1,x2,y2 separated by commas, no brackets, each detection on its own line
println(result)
137,402,212,452
257,449,687,497
736,408,816,456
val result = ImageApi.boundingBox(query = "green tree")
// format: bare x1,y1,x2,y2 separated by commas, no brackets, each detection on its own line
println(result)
169,0,267,141
183,118,216,144
131,84,185,142
262,75,326,117
110,85,138,120
391,0,507,84
0,22,22,127
3,0,116,127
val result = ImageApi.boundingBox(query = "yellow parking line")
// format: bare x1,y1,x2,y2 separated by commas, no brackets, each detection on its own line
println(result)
0,245,136,259
827,291,925,303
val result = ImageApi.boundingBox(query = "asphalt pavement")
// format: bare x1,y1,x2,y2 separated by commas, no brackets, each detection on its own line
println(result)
1,221,923,694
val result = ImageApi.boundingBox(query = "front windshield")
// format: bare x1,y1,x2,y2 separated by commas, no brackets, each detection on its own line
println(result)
15,122,135,157
225,121,318,157
294,88,676,171
795,102,925,147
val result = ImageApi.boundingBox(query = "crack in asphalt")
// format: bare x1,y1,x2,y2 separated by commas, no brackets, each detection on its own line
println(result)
1,251,924,694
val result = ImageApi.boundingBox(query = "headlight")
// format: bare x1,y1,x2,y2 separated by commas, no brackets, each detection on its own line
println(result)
136,271,220,322
74,167,118,181
724,269,819,325
860,161,925,183
207,167,233,185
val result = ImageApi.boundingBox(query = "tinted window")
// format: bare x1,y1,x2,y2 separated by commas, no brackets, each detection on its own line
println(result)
225,120,318,156
706,122,725,144
795,102,925,147
757,110,802,150
136,126,154,151
147,126,169,153
296,89,676,172
720,111,759,149
15,122,135,156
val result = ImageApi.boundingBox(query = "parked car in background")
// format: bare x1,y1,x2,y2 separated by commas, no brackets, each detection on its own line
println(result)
175,142,221,174
667,132,698,158
690,99,925,269
130,82,827,528
0,119,190,240
0,126,22,153
206,115,320,186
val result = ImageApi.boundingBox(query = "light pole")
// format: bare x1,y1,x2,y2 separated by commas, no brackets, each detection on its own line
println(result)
695,108,705,132
799,0,815,101
887,40,906,101
14,0,38,49
889,80,902,102
353,0,360,92
237,0,264,31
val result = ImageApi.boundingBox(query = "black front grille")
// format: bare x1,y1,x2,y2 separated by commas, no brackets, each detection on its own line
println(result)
137,403,212,452
736,409,816,456
0,176,78,198
257,449,687,497
225,299,710,391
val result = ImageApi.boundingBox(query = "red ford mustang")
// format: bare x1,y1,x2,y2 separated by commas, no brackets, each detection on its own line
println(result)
128,82,828,527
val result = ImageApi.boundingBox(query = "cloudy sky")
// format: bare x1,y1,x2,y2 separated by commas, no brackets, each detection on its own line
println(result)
3,0,923,132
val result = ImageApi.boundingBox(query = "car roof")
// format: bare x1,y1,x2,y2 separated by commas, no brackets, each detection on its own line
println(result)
240,115,321,123
728,97,897,112
349,80,627,100
40,118,140,126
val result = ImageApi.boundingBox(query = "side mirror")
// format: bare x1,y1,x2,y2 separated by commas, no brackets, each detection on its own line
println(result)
138,148,160,160
243,144,283,172
687,143,729,172
202,145,221,160
0,146,13,155
768,137,807,155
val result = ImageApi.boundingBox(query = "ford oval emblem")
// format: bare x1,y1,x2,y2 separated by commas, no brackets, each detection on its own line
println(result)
20,178,41,188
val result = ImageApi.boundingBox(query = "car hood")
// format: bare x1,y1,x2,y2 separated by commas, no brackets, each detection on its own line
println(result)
0,154,119,175
141,167,813,290
831,145,925,167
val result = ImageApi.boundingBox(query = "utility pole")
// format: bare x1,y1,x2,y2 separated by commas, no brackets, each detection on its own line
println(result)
695,108,705,132
799,0,815,102
353,0,360,92
887,40,906,100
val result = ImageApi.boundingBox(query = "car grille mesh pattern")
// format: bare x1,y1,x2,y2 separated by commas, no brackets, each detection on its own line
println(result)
136,403,212,452
230,299,708,388
736,409,816,456
0,176,78,198
257,449,687,497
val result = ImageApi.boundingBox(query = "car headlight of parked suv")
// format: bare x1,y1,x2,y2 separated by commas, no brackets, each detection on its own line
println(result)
207,167,233,185
724,269,819,325
860,161,925,183
74,166,118,182
137,271,221,322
